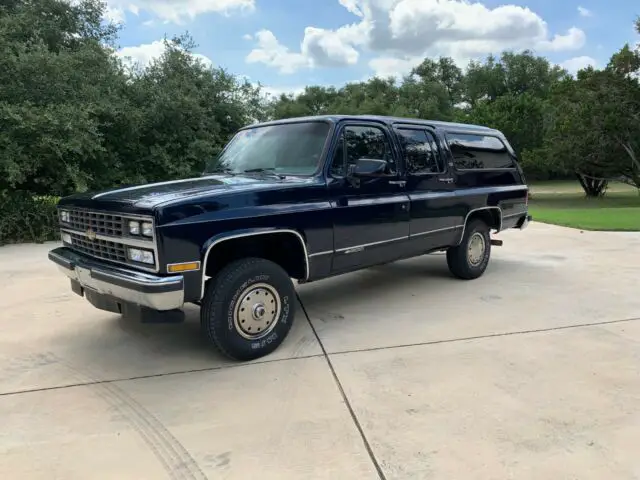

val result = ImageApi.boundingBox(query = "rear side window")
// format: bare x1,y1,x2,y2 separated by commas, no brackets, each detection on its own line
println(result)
447,133,515,170
395,128,442,174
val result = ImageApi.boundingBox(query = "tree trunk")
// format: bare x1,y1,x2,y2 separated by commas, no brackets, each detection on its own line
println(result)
576,173,608,197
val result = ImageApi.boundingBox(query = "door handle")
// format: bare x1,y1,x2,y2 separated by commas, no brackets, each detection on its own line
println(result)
438,177,454,184
389,180,406,187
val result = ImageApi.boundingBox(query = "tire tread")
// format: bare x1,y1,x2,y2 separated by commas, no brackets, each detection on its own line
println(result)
446,219,491,280
201,257,294,361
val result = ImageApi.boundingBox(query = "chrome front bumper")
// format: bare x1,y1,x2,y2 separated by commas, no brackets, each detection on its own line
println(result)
48,247,184,311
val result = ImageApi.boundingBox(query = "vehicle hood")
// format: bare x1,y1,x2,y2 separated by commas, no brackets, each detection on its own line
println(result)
59,174,309,211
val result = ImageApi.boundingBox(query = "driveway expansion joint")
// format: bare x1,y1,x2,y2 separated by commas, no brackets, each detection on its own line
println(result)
296,292,388,480
327,316,640,357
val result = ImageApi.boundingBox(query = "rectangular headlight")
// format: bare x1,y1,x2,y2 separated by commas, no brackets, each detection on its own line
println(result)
59,210,69,223
141,222,153,237
128,220,140,235
61,232,72,244
127,248,154,265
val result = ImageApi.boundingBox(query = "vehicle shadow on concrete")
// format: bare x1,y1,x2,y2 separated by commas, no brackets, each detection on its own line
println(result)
57,254,540,372
297,253,544,313
295,253,567,353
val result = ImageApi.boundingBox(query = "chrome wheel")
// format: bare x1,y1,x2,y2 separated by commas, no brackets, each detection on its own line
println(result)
467,232,486,266
233,283,281,340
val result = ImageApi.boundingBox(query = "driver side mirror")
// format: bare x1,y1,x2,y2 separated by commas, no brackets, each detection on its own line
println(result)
347,158,388,177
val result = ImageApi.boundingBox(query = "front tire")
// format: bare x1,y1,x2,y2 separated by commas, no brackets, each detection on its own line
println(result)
447,219,491,280
201,258,296,361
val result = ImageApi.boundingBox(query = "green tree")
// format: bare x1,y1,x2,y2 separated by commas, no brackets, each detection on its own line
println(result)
0,1,263,197
411,57,463,105
122,35,264,183
537,63,640,195
462,51,567,107
0,0,124,195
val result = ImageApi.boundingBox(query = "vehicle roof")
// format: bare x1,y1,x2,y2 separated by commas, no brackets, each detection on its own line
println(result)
245,114,500,135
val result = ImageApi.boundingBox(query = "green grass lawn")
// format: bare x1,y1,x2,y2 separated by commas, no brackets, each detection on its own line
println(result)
528,181,640,231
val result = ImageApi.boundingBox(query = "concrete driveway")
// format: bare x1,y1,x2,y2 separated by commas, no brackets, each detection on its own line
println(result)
1,222,639,479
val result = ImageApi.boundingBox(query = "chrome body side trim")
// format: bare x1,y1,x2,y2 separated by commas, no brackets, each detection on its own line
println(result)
308,250,334,258
200,229,309,300
335,235,408,253
410,225,463,238
502,210,528,219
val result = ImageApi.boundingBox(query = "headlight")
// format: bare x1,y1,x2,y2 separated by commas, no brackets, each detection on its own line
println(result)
61,232,72,244
128,220,140,235
59,210,69,223
141,222,153,237
127,248,154,264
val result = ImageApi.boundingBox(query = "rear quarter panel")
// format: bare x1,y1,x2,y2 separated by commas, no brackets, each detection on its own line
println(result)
437,128,529,234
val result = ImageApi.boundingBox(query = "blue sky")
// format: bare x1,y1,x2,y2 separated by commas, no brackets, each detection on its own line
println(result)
108,0,639,95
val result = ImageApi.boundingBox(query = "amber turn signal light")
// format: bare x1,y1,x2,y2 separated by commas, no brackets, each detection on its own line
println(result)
167,261,201,273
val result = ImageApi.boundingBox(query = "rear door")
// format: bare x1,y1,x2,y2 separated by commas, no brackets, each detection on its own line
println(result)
393,125,462,254
327,121,410,272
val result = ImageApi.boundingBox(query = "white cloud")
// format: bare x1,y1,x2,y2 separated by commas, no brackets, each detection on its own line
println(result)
560,55,597,74
246,22,369,73
105,0,254,24
246,0,586,74
104,6,126,23
577,6,592,17
261,85,307,98
243,34,253,41
368,56,421,78
537,27,586,52
116,40,213,69
245,30,310,74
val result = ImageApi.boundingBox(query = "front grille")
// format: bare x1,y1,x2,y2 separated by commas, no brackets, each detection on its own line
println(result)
70,233,128,263
59,207,158,272
67,209,124,237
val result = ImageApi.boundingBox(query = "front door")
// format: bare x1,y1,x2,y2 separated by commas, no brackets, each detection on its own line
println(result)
393,125,461,255
328,122,410,272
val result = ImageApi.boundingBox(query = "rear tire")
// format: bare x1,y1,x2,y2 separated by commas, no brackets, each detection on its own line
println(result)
201,257,296,361
447,219,491,280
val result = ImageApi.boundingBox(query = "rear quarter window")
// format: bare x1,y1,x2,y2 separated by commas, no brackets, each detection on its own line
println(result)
446,132,515,170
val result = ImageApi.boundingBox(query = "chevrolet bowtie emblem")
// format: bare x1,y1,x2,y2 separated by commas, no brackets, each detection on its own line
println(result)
86,228,97,241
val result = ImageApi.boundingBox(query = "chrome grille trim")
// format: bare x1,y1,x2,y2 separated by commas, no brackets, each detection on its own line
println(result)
67,210,125,237
58,207,159,273
69,232,128,263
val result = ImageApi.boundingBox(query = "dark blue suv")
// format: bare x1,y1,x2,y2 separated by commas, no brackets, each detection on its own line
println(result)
49,115,531,361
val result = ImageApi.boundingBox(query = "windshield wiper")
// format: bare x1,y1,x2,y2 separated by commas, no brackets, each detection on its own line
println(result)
243,167,285,179
243,167,276,173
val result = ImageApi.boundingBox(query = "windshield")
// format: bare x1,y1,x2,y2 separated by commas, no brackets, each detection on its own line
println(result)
206,121,331,176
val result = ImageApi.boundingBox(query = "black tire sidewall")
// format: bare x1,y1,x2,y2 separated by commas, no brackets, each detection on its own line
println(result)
202,258,295,360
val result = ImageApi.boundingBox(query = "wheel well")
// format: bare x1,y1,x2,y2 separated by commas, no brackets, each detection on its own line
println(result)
204,232,307,281
466,208,501,232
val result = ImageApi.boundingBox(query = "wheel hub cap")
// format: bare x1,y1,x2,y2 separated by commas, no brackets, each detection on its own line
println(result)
234,283,281,340
467,232,486,266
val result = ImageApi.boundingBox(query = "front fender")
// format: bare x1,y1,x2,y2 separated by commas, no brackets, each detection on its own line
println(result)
199,227,309,299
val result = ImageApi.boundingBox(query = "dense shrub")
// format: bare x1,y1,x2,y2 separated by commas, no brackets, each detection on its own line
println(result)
0,192,59,245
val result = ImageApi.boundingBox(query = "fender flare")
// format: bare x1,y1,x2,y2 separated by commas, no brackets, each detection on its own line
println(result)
455,206,503,246
200,228,309,299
